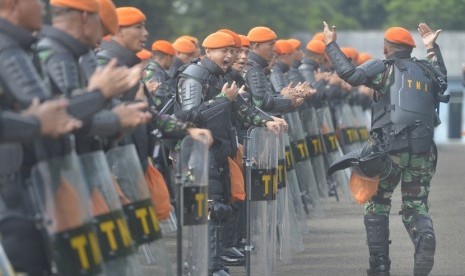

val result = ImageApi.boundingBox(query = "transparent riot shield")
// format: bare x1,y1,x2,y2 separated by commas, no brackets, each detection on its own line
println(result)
245,127,278,276
106,145,174,276
316,106,352,202
300,106,329,199
284,111,324,216
283,134,309,237
276,132,295,263
0,244,15,276
80,151,143,276
334,102,361,154
31,153,104,276
177,136,209,276
351,104,370,144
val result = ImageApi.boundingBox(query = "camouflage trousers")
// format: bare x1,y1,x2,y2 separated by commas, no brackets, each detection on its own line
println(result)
364,146,437,228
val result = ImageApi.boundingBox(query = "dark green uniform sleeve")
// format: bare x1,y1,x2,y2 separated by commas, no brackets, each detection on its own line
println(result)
233,93,273,127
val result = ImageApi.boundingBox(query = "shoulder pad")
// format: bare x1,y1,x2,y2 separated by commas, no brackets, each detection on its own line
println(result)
43,50,82,96
358,59,386,79
0,47,50,107
180,63,210,84
78,51,97,84
178,77,204,112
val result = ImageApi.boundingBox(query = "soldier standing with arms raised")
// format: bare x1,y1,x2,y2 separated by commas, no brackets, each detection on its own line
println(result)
324,21,447,276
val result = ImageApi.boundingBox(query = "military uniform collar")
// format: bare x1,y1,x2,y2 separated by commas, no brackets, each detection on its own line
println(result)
200,57,224,76
99,39,141,67
0,18,37,49
40,25,89,58
248,51,268,68
386,50,411,60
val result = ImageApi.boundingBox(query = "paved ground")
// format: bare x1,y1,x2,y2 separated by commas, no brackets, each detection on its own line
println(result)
147,143,465,276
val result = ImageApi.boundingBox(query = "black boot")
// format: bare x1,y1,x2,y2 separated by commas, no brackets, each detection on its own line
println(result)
220,207,245,266
209,221,230,276
404,214,435,276
364,214,391,276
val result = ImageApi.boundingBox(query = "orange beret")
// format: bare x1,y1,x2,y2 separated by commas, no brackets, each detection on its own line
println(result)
218,29,241,48
136,49,152,60
116,7,146,27
151,40,175,56
384,27,416,48
50,0,100,13
202,32,235,49
357,52,373,65
238,35,250,48
312,32,325,42
306,39,325,55
274,40,294,55
173,38,196,54
247,26,277,43
97,0,118,35
287,39,301,50
178,35,199,46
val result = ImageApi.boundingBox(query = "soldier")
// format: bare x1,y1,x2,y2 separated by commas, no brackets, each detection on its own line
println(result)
245,26,304,114
0,0,126,273
178,34,202,58
324,22,447,276
176,31,283,276
232,34,250,75
37,0,150,155
287,38,306,84
143,40,176,112
97,7,212,169
299,39,327,84
169,38,197,78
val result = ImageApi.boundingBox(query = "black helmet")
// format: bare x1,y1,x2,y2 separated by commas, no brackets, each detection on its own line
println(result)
328,142,391,180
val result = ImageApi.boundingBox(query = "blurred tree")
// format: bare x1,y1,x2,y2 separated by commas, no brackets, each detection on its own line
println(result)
386,0,465,30
110,0,464,45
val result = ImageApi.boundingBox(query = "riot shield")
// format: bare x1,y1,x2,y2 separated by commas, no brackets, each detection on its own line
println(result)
351,104,370,144
106,145,174,276
284,111,324,217
334,102,361,154
316,106,352,202
276,132,300,263
80,151,143,276
0,244,15,276
31,153,104,276
245,127,278,276
177,136,209,276
283,133,309,238
299,106,329,199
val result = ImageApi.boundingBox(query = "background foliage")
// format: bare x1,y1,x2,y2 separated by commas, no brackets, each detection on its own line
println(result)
112,0,465,42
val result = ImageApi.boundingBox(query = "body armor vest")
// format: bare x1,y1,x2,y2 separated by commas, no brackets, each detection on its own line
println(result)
372,59,436,153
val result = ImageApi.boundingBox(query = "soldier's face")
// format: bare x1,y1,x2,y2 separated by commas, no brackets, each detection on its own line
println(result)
206,47,234,72
232,46,249,73
15,0,44,32
293,49,304,62
119,22,148,53
254,40,275,62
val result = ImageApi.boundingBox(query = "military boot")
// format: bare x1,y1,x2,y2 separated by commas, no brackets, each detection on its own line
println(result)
209,222,230,276
220,208,245,266
364,214,391,276
404,214,435,276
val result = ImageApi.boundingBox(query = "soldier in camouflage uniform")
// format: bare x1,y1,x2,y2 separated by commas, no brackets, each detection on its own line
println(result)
143,40,176,112
324,22,447,276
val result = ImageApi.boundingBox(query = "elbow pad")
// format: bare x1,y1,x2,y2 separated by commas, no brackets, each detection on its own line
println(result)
0,111,40,142
326,42,356,78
